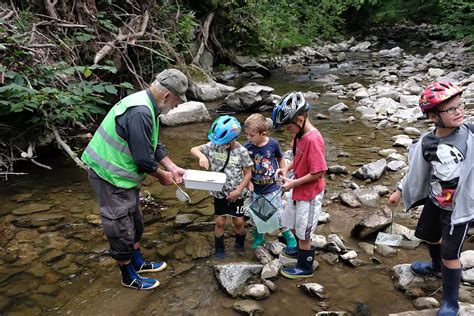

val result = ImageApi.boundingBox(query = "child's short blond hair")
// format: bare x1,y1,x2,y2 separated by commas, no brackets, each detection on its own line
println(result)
244,113,269,134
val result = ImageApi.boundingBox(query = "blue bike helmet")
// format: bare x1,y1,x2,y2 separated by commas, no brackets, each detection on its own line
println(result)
272,91,310,129
208,115,241,145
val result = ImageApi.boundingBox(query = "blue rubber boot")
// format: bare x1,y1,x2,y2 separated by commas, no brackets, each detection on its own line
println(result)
437,265,461,316
119,263,159,290
251,228,265,249
235,233,246,251
131,248,167,273
214,235,225,259
280,247,316,279
282,229,297,257
410,244,442,277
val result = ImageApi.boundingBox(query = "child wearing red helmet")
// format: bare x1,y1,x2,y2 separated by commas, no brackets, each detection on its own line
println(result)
388,81,474,316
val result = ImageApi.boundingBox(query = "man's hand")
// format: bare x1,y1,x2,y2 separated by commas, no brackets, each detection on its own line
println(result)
170,167,186,184
156,169,174,186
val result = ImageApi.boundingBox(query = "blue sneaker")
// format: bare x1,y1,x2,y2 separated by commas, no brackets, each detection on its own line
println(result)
136,261,167,273
282,246,297,258
410,261,441,278
119,263,160,290
122,276,160,290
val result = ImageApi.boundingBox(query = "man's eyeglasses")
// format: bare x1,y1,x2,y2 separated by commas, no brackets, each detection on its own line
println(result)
437,103,465,115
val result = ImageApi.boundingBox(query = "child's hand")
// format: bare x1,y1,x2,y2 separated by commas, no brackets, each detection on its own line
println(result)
281,177,296,191
226,190,240,202
199,157,209,170
275,168,287,178
247,182,254,192
388,190,402,206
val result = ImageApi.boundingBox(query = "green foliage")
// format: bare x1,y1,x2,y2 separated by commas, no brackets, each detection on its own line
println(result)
0,62,127,129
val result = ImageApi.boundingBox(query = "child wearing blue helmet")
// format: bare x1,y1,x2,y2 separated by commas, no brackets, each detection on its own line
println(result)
191,115,253,257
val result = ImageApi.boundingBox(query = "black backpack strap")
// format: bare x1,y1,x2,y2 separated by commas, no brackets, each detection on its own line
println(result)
219,149,231,172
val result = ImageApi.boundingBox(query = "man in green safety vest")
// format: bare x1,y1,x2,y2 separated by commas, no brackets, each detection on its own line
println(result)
82,68,188,290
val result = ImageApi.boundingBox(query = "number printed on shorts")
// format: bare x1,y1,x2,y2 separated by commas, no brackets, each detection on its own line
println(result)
235,206,244,215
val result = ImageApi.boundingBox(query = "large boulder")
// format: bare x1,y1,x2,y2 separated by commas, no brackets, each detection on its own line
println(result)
218,83,274,113
159,101,211,126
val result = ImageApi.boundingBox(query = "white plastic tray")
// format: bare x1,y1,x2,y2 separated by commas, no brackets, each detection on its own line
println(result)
183,169,227,191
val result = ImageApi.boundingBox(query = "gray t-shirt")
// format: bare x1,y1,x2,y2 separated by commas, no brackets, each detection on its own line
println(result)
200,142,253,199
422,124,468,210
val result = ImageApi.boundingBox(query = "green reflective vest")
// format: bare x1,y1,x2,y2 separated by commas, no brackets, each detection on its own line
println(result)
81,90,159,188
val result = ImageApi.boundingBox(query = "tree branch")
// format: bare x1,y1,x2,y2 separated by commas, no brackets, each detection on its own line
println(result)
52,128,88,170
192,12,214,66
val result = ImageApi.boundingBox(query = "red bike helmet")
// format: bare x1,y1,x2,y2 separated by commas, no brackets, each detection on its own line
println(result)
419,81,463,113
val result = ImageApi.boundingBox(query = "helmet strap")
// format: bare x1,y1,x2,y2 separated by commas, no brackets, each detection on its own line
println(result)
435,112,446,128
292,117,307,156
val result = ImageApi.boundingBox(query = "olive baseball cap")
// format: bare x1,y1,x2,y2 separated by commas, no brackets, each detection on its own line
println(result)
155,69,188,102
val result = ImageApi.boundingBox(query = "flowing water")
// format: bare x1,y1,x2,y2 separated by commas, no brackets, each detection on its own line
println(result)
1,54,473,315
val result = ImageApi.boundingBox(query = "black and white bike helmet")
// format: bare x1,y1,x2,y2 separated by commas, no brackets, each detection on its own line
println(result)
272,91,309,129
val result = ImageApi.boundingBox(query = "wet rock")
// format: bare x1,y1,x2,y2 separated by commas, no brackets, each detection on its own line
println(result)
312,234,328,249
186,221,214,232
321,253,339,265
358,242,375,255
354,303,371,316
387,152,407,162
157,244,176,258
393,137,413,148
85,214,101,226
462,268,474,284
160,101,211,126
262,279,277,292
254,246,274,264
232,299,264,315
319,211,331,223
340,251,357,261
405,287,427,299
327,234,348,252
11,192,34,202
353,187,381,207
379,148,397,157
387,160,406,172
403,127,422,136
327,165,348,175
40,250,66,263
265,240,285,257
59,263,81,276
1,249,18,264
214,263,263,297
352,159,387,181
220,83,274,113
328,102,349,112
351,209,391,239
30,294,59,309
172,262,195,276
37,284,60,296
278,254,297,268
0,295,11,312
339,192,361,208
241,284,270,300
184,236,212,259
298,283,328,299
374,244,397,257
261,259,282,279
175,213,199,226
11,213,64,228
12,203,52,215
460,250,474,269
390,264,440,292
413,297,439,310
0,267,24,284
8,307,42,316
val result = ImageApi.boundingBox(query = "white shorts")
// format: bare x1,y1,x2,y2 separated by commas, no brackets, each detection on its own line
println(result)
282,190,324,240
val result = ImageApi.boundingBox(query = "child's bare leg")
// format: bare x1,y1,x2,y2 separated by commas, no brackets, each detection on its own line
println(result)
298,239,312,251
215,215,226,237
232,216,245,235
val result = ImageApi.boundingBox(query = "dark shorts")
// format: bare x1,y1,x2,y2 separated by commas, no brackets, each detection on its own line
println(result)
415,198,470,260
88,169,144,261
214,197,245,217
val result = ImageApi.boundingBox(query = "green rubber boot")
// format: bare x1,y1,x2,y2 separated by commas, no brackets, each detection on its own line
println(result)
251,228,265,249
282,229,297,248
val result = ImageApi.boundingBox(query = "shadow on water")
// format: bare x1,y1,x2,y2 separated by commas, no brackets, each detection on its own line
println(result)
1,65,473,315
